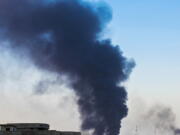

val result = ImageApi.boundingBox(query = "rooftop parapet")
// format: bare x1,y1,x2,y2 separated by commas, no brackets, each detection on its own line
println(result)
0,123,49,131
0,123,81,135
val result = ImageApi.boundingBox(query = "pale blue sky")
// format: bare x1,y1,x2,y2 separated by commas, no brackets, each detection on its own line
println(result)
102,0,180,104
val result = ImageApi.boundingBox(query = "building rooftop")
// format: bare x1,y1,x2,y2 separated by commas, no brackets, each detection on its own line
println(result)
0,123,49,131
0,123,81,135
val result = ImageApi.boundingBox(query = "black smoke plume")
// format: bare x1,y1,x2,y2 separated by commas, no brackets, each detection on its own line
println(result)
0,0,135,135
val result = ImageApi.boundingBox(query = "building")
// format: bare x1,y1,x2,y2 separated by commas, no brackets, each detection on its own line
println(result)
0,123,81,135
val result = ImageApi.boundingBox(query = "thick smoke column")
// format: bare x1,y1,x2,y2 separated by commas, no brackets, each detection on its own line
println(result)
0,0,134,135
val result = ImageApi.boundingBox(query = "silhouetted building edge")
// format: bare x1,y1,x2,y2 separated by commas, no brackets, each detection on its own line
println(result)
0,123,81,135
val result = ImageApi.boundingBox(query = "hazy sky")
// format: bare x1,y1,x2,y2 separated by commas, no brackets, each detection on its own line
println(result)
106,0,180,130
105,0,180,111
105,0,180,132
0,0,179,135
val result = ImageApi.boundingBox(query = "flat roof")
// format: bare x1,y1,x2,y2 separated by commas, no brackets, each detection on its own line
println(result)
0,123,49,129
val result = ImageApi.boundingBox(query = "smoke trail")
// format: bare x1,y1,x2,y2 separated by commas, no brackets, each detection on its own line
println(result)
123,102,180,135
144,105,180,135
0,0,135,135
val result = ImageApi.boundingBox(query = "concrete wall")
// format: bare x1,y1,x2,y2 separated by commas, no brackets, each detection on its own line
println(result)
0,130,81,135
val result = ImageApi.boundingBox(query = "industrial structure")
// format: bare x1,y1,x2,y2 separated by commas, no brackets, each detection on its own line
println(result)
0,123,81,135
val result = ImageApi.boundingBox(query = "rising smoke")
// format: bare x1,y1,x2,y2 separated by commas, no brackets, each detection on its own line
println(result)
122,100,180,135
143,105,179,135
0,0,135,135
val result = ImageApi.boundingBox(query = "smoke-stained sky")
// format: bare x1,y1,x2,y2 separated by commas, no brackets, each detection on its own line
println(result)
105,0,180,116
0,0,135,135
107,1,180,133
0,0,180,135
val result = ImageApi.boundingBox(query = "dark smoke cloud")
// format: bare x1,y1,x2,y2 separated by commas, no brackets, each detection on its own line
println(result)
174,129,180,135
0,0,135,135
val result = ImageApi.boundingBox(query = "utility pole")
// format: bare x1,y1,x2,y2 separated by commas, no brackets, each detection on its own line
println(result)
134,125,138,135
